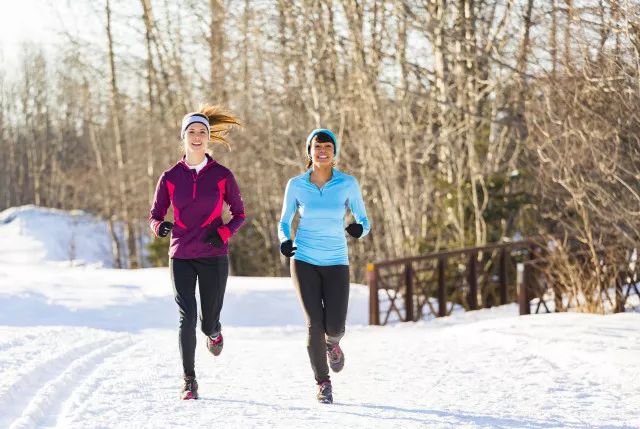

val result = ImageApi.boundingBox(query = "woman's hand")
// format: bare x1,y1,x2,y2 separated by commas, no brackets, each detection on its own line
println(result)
158,221,174,237
203,227,225,247
280,239,297,257
345,223,363,238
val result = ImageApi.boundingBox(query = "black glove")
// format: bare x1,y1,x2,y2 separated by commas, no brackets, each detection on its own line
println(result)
203,227,224,248
345,223,363,238
280,239,297,257
158,221,173,237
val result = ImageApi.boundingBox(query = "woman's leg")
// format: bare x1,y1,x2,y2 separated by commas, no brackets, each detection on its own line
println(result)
319,265,350,344
291,259,330,383
195,255,229,337
170,258,199,377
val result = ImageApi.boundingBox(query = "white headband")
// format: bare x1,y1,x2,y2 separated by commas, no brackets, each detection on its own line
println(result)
181,113,210,139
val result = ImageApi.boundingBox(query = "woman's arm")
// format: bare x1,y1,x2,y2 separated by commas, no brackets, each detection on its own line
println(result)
278,178,298,242
218,172,246,243
348,177,371,238
149,174,170,236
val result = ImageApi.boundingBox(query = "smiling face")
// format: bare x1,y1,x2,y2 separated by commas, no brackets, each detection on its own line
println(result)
182,122,209,156
310,140,335,167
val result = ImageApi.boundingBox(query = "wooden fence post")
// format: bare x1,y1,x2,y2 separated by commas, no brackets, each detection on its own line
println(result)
467,251,478,310
499,248,508,305
615,273,625,313
438,256,447,317
404,263,414,322
368,263,380,325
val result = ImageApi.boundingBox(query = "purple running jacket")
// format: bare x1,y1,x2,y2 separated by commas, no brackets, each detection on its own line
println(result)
149,155,245,259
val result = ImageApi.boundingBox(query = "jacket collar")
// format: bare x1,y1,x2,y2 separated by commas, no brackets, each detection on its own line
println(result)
178,154,217,172
305,167,339,180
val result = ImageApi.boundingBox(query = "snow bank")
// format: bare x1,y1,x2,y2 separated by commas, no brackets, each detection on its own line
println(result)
0,205,114,267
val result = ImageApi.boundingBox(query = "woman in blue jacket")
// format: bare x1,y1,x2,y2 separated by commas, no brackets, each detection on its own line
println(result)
278,128,370,404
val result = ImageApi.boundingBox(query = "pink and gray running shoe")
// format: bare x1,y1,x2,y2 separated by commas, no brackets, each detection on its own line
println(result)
207,333,224,356
181,376,199,400
327,342,344,372
316,380,333,404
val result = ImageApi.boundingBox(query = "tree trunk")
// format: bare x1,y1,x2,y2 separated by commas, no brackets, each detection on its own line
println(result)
209,0,227,104
106,0,138,268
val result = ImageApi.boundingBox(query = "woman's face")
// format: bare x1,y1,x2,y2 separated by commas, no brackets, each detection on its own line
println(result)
310,141,335,167
183,122,209,155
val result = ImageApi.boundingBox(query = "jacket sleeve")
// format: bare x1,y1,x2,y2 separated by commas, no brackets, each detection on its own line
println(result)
149,173,170,236
348,177,371,238
217,172,246,242
278,178,297,243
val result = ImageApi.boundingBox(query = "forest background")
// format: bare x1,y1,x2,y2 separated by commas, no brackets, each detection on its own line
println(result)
1,0,639,284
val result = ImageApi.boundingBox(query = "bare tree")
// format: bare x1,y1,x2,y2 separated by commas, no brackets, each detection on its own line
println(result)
1,0,638,286
106,0,138,268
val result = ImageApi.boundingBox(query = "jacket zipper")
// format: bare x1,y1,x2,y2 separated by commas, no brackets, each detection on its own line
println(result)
192,170,197,199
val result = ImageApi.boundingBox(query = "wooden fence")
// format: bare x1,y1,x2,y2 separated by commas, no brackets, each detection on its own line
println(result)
367,240,537,325
367,239,640,325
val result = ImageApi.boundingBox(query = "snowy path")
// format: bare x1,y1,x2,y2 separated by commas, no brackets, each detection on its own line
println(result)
2,206,639,427
1,313,638,429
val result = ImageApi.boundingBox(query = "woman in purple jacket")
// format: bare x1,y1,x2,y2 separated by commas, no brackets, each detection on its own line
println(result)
149,105,245,400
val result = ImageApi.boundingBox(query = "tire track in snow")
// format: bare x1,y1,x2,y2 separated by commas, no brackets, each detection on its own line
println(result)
52,336,158,428
0,335,109,425
4,335,134,429
0,331,39,353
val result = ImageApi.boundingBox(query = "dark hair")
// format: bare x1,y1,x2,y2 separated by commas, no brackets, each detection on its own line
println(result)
305,132,336,169
314,132,334,144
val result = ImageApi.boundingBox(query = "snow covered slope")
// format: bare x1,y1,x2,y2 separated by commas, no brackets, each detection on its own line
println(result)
0,205,114,267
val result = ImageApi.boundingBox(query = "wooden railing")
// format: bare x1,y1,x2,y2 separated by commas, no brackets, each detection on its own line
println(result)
367,240,538,325
368,239,640,325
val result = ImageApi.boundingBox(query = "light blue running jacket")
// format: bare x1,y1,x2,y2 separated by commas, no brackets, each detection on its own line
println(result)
278,168,370,266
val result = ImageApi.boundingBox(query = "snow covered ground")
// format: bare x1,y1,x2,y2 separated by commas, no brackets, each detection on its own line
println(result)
0,206,116,267
0,206,639,428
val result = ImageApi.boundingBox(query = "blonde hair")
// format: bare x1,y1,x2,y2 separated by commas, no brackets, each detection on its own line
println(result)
197,104,242,151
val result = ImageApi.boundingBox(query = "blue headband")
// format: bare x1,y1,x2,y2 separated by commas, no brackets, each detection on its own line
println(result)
181,113,210,139
305,128,339,159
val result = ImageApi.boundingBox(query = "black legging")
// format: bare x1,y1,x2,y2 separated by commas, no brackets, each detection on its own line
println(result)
290,259,350,383
170,256,229,377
